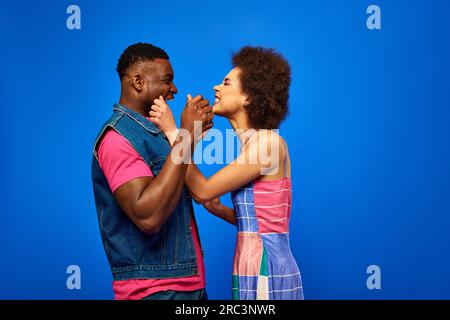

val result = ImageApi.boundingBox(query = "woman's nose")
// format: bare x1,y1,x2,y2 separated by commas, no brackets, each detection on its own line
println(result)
214,85,219,92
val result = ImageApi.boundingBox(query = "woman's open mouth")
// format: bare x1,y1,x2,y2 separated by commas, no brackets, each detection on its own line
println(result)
214,95,221,105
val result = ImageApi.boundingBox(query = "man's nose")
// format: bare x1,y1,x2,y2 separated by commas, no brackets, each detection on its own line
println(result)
171,83,178,94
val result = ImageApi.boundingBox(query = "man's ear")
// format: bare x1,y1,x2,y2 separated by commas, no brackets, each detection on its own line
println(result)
131,73,144,92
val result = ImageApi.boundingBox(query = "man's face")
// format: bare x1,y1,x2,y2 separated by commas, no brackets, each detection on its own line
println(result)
140,58,178,108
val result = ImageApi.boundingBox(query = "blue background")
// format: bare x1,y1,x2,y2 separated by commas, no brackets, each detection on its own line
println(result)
0,0,449,299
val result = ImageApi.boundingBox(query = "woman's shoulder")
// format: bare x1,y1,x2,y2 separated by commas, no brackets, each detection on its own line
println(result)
242,129,288,169
252,129,287,153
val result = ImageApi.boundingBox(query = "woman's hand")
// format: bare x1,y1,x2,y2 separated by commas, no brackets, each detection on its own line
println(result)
149,96,178,146
203,197,236,225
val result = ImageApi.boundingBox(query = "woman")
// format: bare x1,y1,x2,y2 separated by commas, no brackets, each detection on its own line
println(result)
149,46,304,300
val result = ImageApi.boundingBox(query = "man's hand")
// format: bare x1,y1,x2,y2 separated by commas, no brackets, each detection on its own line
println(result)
180,94,213,143
203,197,236,225
203,197,223,215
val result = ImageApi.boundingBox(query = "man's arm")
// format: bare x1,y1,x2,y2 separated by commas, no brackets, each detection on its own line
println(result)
113,95,213,234
113,136,189,234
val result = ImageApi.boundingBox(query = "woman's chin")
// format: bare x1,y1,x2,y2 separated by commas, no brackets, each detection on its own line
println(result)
213,106,226,117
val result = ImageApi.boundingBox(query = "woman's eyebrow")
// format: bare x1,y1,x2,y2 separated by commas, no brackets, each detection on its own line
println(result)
224,77,231,82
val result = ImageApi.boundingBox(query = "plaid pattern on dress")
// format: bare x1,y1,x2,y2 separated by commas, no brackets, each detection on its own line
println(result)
231,178,304,300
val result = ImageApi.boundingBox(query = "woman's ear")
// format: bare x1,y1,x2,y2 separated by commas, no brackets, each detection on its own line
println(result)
241,95,250,109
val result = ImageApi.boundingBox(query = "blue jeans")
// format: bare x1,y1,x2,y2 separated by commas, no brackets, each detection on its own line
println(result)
142,289,208,300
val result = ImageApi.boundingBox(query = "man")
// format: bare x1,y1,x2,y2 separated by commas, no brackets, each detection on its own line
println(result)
91,43,213,300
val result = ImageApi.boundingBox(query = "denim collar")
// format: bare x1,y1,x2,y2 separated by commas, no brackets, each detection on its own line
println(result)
113,103,160,134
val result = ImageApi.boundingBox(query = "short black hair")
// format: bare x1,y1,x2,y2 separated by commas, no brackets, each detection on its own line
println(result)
116,43,169,79
232,46,291,129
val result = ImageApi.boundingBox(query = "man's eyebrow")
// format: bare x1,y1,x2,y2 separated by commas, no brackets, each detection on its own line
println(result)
161,73,174,79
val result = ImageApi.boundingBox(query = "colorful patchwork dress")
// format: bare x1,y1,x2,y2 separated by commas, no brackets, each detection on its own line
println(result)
231,177,304,300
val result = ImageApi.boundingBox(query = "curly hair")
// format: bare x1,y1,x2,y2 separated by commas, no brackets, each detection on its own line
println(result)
116,43,169,79
232,46,291,129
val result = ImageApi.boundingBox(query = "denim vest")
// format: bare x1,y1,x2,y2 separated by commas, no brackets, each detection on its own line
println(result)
91,104,199,280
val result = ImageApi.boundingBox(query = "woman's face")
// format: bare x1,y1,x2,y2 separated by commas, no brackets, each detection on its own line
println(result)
213,68,247,117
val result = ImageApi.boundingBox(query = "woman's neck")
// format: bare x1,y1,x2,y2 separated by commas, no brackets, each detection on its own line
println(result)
228,111,254,144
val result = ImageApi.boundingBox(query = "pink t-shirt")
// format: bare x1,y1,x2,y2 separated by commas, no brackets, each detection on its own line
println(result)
97,127,205,300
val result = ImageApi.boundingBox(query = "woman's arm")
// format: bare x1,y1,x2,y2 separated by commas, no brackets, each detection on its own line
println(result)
185,131,280,203
149,96,283,203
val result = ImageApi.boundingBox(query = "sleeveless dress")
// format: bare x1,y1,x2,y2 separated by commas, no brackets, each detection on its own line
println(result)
231,177,304,300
